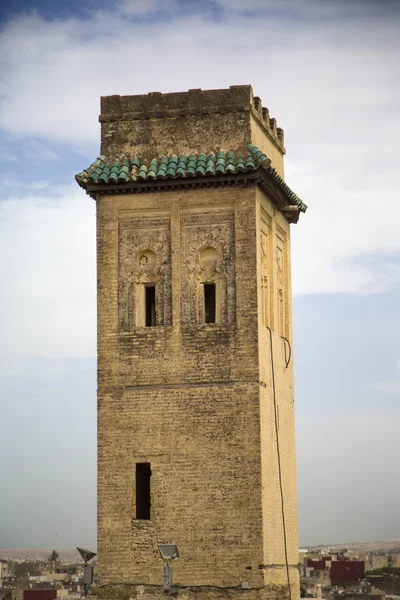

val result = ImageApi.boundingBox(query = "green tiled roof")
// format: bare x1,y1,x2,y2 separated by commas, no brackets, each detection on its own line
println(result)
76,144,307,213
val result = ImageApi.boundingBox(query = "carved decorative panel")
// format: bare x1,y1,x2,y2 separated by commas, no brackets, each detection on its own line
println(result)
180,212,235,325
118,216,171,329
260,229,270,327
275,226,287,337
260,210,272,328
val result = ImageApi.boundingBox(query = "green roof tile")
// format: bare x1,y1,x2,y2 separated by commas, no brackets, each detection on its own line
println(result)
166,161,177,176
98,165,110,183
147,159,158,179
205,158,215,175
177,159,187,171
76,144,307,213
137,165,148,181
195,164,205,175
244,154,255,169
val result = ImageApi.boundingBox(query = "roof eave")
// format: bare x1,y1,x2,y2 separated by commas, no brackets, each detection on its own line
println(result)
81,168,302,224
84,169,261,197
258,170,303,223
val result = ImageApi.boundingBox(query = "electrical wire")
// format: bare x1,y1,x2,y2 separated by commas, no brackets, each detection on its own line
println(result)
267,326,292,600
280,336,292,369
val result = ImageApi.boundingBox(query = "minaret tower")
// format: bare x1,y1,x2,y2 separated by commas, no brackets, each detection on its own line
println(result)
76,86,307,598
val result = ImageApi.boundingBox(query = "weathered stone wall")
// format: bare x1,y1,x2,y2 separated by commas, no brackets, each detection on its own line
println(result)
99,86,285,176
97,186,299,595
250,119,284,179
96,86,299,598
255,188,298,595
97,186,265,588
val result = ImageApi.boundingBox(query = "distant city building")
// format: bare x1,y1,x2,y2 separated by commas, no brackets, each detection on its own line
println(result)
331,560,365,584
367,573,400,595
23,591,57,600
0,562,9,582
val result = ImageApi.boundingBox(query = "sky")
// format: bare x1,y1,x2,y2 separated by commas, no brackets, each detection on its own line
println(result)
0,0,399,551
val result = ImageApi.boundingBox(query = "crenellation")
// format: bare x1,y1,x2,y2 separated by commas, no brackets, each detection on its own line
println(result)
262,106,270,123
249,94,284,152
100,85,253,120
276,127,285,146
253,96,262,114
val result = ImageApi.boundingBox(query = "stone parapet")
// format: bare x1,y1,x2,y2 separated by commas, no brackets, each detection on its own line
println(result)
99,86,285,175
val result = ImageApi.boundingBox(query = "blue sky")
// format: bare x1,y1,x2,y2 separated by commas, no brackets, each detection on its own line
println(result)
0,0,399,550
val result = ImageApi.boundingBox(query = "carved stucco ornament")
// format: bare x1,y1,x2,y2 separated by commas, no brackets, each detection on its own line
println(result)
181,214,235,325
119,218,171,329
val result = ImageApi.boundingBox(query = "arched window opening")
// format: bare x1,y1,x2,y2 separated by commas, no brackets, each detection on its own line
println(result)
204,282,216,323
145,284,156,327
136,462,151,520
199,246,220,325
136,250,158,327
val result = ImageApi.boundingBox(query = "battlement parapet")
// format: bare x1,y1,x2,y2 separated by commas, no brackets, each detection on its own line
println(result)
100,85,284,152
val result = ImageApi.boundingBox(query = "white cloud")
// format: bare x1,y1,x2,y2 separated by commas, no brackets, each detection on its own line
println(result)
0,1,398,310
3,177,50,191
367,381,400,394
366,359,400,395
0,184,96,359
213,0,396,17
116,0,179,16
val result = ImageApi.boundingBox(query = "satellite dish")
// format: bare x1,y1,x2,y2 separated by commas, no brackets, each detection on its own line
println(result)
76,548,97,563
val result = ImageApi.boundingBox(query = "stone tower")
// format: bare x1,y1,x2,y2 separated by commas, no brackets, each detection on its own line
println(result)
76,86,306,597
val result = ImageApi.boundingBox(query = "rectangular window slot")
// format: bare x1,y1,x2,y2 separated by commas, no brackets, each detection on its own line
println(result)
136,463,151,520
204,283,216,324
145,285,156,327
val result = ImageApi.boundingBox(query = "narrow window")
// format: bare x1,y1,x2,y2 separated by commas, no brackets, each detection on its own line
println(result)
145,285,156,327
136,463,151,520
204,282,216,324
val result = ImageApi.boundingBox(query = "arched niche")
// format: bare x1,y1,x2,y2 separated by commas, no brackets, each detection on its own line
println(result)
135,249,158,327
118,216,172,331
137,249,157,284
198,246,221,324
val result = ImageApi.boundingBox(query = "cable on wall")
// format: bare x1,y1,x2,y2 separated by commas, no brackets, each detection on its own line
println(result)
266,326,292,600
280,335,292,369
